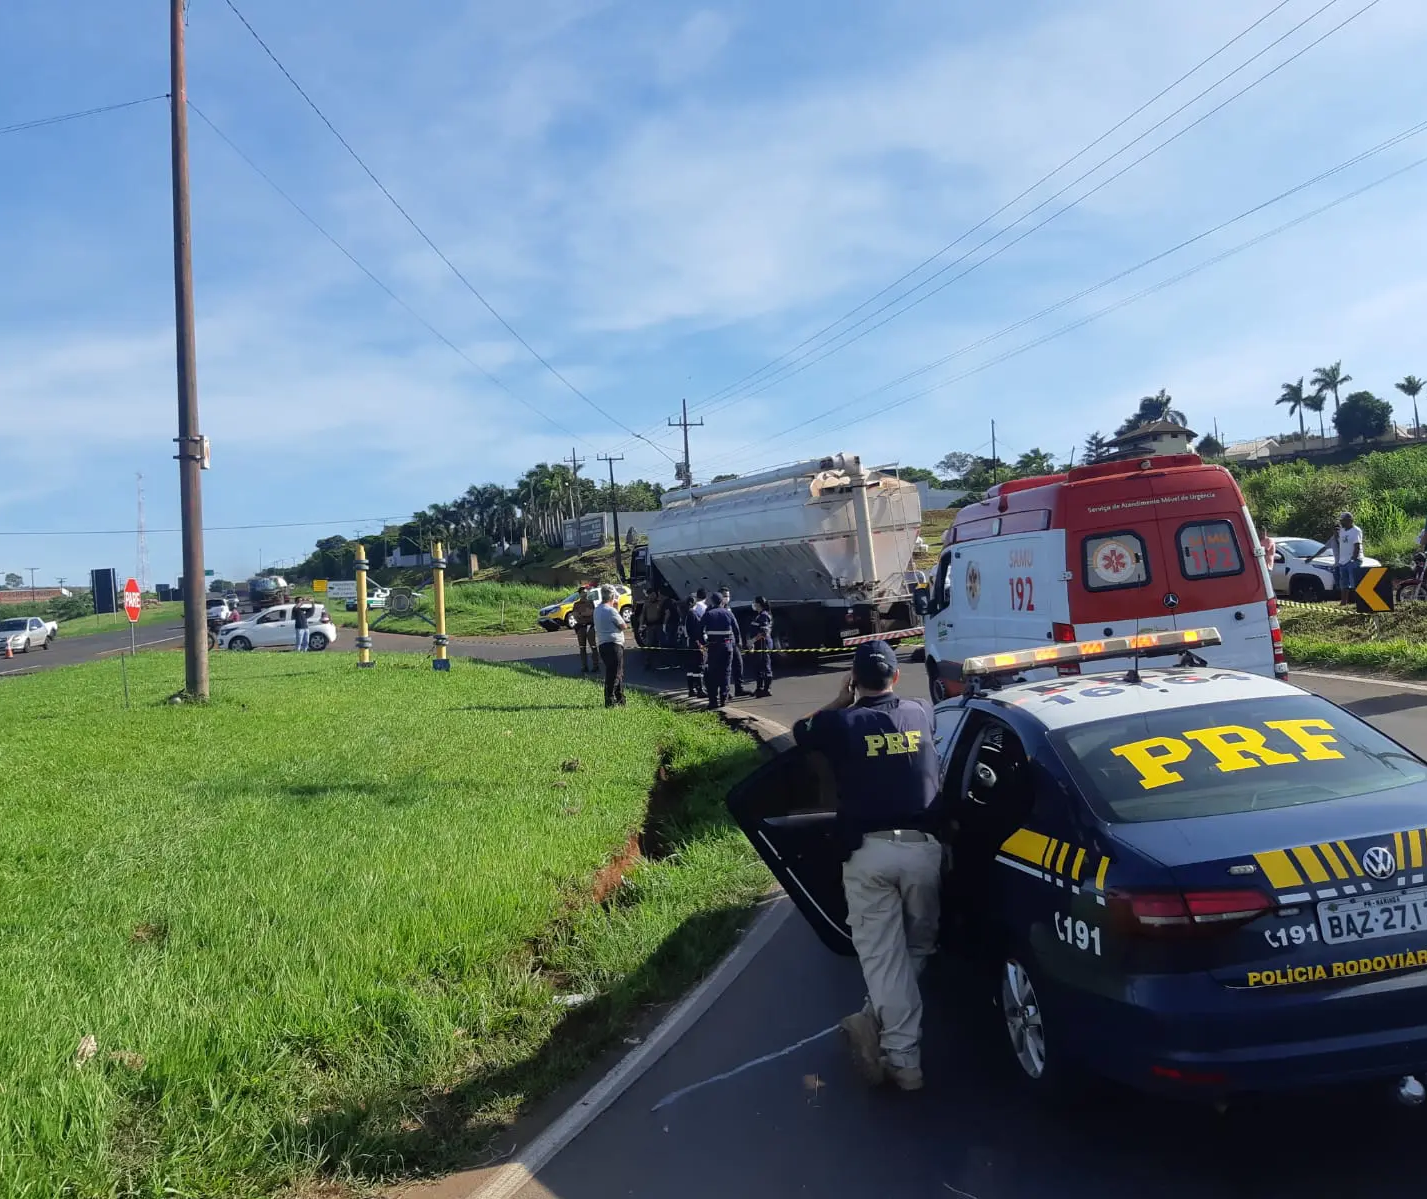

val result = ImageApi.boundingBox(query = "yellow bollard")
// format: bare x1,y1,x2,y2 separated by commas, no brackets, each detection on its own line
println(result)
432,540,449,670
355,544,374,668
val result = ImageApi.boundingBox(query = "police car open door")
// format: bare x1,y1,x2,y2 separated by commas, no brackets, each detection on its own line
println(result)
726,747,856,955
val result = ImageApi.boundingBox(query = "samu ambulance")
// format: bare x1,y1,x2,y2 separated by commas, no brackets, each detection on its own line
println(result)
923,453,1285,699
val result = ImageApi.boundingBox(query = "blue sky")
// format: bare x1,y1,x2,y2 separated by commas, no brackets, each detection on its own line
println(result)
4,0,1427,587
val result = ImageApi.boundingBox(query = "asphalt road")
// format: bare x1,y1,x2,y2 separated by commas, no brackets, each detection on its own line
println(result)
12,623,1427,1197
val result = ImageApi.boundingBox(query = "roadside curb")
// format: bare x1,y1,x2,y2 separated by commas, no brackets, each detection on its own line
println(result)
456,712,795,1199
1290,667,1427,694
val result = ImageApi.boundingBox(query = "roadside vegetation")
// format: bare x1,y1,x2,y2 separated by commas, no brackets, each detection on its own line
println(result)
1,597,183,638
0,653,766,1196
1281,604,1427,679
330,580,568,637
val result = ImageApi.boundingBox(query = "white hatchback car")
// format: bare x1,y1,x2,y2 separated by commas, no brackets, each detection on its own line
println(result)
217,602,338,651
1270,536,1382,602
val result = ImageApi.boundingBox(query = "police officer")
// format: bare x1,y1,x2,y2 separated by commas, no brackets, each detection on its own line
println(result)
719,586,751,698
749,595,774,698
571,585,596,673
701,592,737,709
793,641,940,1091
683,595,706,698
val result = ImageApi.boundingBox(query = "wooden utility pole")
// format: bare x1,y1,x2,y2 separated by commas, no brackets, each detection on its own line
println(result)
170,0,209,698
597,453,625,581
668,398,703,487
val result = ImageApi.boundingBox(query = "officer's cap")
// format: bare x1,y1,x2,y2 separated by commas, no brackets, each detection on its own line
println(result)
852,640,898,688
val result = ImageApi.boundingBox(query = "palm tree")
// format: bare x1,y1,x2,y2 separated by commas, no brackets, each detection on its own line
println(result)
1397,375,1424,438
1115,389,1187,435
1014,448,1057,477
1303,388,1328,441
1311,361,1352,414
1277,378,1308,447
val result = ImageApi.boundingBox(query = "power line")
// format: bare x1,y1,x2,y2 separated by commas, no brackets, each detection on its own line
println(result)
0,94,168,137
3,516,398,537
685,0,1300,413
695,0,1381,417
187,102,588,445
700,143,1427,470
220,0,675,464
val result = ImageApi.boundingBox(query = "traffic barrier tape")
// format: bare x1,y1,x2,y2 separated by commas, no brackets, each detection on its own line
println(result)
625,639,925,655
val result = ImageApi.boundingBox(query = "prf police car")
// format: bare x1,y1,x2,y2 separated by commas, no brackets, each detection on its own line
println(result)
729,629,1427,1102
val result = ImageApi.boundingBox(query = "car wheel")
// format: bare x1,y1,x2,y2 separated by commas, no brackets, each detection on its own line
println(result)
565,611,577,629
308,633,328,651
1288,575,1325,603
926,659,948,704
620,604,634,620
228,636,252,651
41,639,48,651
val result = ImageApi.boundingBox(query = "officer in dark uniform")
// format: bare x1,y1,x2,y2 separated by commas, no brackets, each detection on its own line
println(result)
701,592,737,708
793,641,941,1091
718,586,751,698
749,595,774,697
683,594,706,698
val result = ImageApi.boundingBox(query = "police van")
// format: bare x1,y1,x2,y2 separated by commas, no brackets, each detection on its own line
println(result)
923,453,1284,699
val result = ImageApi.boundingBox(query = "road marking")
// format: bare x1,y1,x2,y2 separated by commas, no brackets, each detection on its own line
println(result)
95,634,184,657
649,1023,840,1113
0,665,40,677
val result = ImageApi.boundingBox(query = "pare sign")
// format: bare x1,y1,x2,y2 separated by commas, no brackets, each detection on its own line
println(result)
1111,719,1343,790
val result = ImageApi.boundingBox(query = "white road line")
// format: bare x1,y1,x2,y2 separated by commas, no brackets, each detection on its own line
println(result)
649,1023,840,1113
95,634,184,658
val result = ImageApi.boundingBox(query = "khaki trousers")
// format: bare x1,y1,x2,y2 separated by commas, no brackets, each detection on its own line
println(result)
842,835,942,1069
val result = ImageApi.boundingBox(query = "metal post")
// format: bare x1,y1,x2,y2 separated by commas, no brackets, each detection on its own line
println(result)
120,643,130,709
170,0,208,699
991,419,998,485
27,567,37,604
354,544,373,667
432,540,449,669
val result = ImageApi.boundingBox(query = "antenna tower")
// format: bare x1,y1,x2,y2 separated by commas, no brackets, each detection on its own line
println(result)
136,472,150,594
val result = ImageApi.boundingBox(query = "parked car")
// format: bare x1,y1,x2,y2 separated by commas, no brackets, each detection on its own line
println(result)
217,603,337,651
0,616,50,653
344,585,390,612
1269,537,1382,603
538,584,633,631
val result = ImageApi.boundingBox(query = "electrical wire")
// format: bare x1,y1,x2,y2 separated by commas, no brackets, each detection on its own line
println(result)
188,102,588,445
4,517,398,537
0,94,168,137
699,148,1427,470
695,0,1382,418
220,0,676,464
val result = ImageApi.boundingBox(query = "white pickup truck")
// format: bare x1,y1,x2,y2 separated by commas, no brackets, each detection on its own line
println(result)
0,616,54,653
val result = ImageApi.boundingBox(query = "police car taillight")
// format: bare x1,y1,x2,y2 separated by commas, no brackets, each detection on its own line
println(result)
1266,597,1288,678
1110,888,1274,935
962,627,1223,678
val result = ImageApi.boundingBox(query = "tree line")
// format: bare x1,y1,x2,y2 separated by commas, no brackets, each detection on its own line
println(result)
1271,360,1423,450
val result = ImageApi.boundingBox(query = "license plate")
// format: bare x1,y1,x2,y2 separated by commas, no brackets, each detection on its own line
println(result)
1319,887,1427,945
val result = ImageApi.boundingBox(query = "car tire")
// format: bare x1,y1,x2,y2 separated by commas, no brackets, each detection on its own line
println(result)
565,611,578,629
308,633,328,651
620,604,634,620
228,636,252,651
41,639,48,651
1288,575,1325,603
997,955,1082,1098
926,659,948,704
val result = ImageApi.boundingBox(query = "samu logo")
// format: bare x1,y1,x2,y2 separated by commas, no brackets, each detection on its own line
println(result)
966,562,982,609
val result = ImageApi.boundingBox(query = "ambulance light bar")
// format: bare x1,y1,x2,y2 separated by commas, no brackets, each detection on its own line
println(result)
962,628,1223,678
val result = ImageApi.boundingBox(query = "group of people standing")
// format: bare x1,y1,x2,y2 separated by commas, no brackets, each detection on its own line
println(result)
568,582,775,710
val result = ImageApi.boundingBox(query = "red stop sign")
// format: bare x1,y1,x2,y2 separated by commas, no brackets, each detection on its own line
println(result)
123,578,142,623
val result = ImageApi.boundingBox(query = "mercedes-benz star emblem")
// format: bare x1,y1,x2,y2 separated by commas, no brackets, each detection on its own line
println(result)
1163,592,1180,609
1362,845,1397,880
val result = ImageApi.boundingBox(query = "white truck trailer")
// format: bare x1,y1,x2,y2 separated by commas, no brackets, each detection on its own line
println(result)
627,453,923,651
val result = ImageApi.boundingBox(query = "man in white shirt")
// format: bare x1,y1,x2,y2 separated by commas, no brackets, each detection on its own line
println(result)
1329,511,1364,603
593,584,628,707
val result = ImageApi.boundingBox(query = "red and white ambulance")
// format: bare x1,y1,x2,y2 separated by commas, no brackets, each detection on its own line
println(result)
923,453,1286,699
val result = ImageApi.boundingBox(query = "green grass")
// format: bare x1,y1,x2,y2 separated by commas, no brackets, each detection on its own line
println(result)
1,601,184,639
331,581,568,638
1280,603,1427,678
0,653,766,1196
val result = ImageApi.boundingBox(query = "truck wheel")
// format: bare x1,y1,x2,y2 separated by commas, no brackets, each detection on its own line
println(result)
927,659,947,703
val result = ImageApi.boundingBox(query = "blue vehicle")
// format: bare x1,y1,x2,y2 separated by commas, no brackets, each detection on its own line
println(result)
728,629,1427,1101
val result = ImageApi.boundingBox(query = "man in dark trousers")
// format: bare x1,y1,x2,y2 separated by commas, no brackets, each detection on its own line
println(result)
719,586,750,697
571,585,596,673
683,594,706,698
292,595,315,652
793,641,940,1091
749,595,774,697
701,592,737,709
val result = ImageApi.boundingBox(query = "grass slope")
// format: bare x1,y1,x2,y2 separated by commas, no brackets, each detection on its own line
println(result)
0,653,765,1196
331,581,568,638
1281,602,1427,678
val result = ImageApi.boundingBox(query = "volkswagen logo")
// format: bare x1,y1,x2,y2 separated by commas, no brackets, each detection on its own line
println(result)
1362,845,1397,880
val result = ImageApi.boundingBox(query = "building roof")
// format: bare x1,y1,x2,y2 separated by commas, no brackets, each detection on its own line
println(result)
1107,419,1197,446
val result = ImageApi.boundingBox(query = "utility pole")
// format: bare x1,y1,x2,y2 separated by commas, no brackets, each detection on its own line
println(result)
27,567,38,604
136,472,150,595
990,419,999,486
597,453,626,581
567,447,586,520
169,0,209,698
668,398,703,487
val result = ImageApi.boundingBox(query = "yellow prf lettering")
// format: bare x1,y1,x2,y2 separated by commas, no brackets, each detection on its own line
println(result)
865,734,886,757
1182,725,1298,774
1264,718,1344,761
1111,736,1193,790
905,729,923,753
885,733,908,755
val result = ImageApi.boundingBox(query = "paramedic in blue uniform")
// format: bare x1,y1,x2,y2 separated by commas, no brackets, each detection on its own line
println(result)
750,595,774,698
701,592,738,709
793,641,941,1091
718,586,751,698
